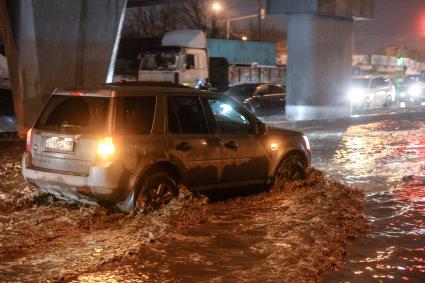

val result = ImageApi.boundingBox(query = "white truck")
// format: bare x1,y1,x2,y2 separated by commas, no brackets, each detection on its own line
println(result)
138,30,284,90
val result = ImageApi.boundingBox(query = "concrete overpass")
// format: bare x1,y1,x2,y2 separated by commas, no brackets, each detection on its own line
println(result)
268,0,374,120
0,0,373,135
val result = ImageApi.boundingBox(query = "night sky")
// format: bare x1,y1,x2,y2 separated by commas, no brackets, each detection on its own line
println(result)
354,0,425,54
229,0,425,54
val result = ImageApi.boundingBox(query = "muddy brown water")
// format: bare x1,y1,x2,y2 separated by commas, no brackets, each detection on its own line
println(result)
82,114,425,282
0,140,367,282
3,113,425,282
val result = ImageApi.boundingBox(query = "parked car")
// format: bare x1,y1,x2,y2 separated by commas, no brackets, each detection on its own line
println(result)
22,82,311,212
224,83,286,116
348,76,396,112
399,75,425,107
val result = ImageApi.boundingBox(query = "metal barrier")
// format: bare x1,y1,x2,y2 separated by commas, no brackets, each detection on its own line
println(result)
228,66,286,86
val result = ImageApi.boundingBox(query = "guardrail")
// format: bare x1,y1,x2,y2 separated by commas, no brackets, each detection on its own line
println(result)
229,66,286,86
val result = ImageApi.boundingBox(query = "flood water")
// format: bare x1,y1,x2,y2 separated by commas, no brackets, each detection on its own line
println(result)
2,111,425,282
74,112,425,282
305,114,425,282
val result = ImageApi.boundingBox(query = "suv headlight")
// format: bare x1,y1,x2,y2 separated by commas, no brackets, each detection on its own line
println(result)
303,135,311,150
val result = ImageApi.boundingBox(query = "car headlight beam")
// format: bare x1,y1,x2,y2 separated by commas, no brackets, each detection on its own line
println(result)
408,85,421,97
348,88,365,103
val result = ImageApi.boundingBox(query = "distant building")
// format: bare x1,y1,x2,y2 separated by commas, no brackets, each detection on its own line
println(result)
383,45,425,63
353,54,425,76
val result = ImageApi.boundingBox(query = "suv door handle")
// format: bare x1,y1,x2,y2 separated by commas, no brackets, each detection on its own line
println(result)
176,142,191,152
224,141,239,150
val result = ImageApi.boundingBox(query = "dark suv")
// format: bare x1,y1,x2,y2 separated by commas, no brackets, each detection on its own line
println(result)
22,82,311,212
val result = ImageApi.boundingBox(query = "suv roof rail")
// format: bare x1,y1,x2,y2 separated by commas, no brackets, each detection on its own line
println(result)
99,81,192,89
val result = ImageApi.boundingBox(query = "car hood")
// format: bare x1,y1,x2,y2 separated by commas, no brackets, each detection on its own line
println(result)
266,126,302,137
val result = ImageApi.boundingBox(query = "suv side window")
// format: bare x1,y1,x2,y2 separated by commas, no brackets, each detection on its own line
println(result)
168,96,208,134
115,96,156,135
207,97,252,135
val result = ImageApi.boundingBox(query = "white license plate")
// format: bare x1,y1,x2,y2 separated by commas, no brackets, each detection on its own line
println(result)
45,137,74,153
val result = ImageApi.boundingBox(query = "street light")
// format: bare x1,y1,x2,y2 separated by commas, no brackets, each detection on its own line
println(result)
210,2,223,38
242,36,248,41
212,1,265,40
211,2,222,13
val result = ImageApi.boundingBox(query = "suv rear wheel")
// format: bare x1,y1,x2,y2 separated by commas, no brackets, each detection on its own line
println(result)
135,172,178,212
274,153,307,187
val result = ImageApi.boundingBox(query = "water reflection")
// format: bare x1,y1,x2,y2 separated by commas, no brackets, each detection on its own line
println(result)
325,120,425,282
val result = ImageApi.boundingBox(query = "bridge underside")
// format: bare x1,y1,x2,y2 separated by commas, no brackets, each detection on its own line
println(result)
127,0,191,7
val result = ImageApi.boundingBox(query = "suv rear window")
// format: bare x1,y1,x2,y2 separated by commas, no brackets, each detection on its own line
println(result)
35,95,109,134
115,96,156,135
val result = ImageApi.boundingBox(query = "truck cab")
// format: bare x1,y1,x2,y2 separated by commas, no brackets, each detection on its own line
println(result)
138,30,209,87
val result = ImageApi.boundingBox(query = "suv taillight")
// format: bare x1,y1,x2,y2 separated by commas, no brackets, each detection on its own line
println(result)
97,136,117,161
26,128,33,153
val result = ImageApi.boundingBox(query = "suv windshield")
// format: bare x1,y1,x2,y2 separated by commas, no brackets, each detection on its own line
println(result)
141,50,179,71
36,95,109,134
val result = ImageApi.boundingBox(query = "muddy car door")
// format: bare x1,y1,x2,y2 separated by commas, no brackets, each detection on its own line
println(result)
166,96,221,190
205,96,269,188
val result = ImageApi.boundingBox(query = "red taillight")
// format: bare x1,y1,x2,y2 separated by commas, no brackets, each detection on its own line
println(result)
26,128,33,153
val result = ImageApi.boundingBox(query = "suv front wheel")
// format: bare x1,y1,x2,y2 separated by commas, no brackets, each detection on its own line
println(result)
274,153,307,187
135,172,178,212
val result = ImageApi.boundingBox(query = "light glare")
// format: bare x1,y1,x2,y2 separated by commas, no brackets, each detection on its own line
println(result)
270,143,279,151
212,2,222,12
349,88,365,103
408,85,421,97
97,137,116,158
220,103,232,114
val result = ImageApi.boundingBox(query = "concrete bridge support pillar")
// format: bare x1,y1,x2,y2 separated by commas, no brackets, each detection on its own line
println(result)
268,0,374,121
0,0,127,134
